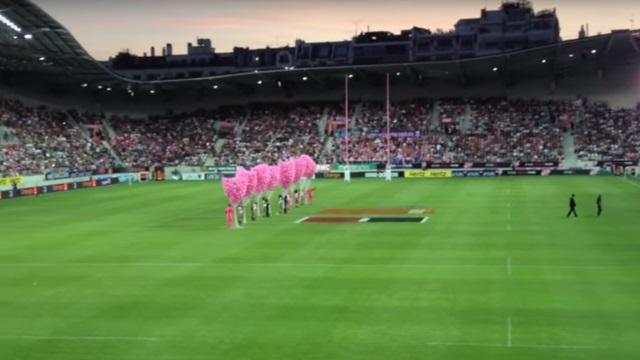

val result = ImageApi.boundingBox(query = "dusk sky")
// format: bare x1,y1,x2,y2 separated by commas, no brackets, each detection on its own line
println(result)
31,0,640,60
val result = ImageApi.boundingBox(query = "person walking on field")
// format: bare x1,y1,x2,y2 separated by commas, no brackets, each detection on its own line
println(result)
596,194,603,217
566,194,578,218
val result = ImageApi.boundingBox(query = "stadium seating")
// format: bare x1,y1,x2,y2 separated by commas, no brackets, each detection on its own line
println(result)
575,102,640,161
1,97,639,176
0,100,113,176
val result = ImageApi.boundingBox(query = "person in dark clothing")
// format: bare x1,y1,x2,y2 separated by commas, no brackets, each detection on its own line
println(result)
596,195,602,217
566,194,578,218
283,193,290,214
262,197,271,218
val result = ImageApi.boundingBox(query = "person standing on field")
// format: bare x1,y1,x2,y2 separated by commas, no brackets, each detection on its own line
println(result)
251,201,258,221
596,194,603,217
263,197,271,218
566,194,578,218
225,204,234,229
278,194,285,215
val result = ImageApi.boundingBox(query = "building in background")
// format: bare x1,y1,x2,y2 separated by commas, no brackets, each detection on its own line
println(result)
107,1,560,80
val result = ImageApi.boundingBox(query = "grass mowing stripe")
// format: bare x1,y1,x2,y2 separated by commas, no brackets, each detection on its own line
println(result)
1,178,638,360
507,316,513,347
424,342,599,349
623,176,640,189
0,262,637,270
0,335,159,342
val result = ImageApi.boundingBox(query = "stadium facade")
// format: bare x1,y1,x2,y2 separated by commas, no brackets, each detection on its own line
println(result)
0,0,637,113
110,1,560,80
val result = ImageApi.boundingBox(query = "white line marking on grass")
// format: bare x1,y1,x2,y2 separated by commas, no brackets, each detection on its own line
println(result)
507,317,513,347
424,341,598,350
515,264,616,270
295,217,310,224
217,263,498,269
623,176,640,189
0,335,159,342
0,263,635,270
507,257,512,277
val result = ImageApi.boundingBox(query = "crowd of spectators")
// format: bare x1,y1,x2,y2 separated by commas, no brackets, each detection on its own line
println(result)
110,113,219,168
1,100,113,176
575,102,640,161
334,98,586,164
356,101,433,135
464,99,563,162
215,105,326,166
1,97,639,177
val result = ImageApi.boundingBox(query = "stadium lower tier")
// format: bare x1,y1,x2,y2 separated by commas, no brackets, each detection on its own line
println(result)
1,97,639,176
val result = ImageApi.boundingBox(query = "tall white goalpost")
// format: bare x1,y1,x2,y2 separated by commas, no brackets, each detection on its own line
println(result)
344,74,351,183
385,72,393,182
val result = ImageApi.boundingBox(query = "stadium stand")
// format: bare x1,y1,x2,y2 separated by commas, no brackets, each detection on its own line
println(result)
2,96,638,177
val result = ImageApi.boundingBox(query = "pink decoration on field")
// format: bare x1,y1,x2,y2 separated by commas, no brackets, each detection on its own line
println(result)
247,169,258,196
221,176,245,205
268,165,280,190
235,167,251,199
278,159,296,190
294,156,306,183
253,164,271,194
299,154,316,178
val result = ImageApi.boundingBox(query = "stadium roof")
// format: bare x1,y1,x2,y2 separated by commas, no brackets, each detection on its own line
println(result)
0,0,639,102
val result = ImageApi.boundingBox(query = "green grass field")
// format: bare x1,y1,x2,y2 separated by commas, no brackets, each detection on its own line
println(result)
1,176,640,360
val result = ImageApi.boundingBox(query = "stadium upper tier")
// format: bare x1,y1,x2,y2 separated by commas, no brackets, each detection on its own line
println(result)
1,98,639,176
0,0,639,108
